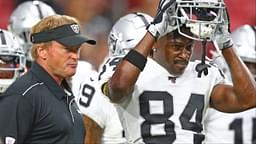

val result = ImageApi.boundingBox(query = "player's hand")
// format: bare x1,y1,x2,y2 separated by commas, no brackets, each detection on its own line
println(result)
147,0,176,39
213,9,233,50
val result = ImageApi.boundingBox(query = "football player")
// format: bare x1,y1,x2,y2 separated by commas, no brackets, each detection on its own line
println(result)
99,12,153,88
77,76,126,144
205,25,256,144
8,0,56,68
77,12,153,144
0,29,26,95
99,0,256,143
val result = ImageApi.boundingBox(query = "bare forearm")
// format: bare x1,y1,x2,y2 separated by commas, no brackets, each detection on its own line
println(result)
109,33,155,103
83,115,103,144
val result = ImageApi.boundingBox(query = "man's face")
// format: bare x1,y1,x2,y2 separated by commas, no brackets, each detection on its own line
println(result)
45,41,80,79
154,32,194,76
0,70,14,79
0,56,15,79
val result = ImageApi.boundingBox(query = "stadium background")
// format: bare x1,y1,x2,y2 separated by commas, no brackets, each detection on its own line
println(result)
0,0,255,68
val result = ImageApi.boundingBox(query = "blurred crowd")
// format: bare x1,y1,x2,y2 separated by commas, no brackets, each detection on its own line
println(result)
0,0,255,69
1,0,255,29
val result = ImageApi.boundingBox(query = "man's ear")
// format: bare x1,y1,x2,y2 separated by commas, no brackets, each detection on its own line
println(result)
37,46,48,60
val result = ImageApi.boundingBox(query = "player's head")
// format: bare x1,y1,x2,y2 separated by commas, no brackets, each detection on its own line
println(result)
153,25,194,76
0,29,26,94
167,0,227,41
108,12,153,56
231,25,256,80
8,0,56,61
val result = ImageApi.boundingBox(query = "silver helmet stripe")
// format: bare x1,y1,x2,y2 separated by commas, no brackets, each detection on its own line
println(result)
134,12,150,26
250,26,256,52
0,30,6,45
34,1,44,19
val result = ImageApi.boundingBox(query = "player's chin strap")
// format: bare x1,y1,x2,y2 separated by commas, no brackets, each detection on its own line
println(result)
196,40,210,78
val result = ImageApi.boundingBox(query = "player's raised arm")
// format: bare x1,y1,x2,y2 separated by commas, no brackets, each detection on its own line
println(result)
106,0,176,103
210,9,256,112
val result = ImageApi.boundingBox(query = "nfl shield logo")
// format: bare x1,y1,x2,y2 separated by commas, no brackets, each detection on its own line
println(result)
70,24,80,34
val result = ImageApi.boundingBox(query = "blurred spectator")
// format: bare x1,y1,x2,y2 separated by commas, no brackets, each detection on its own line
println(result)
64,0,111,23
15,0,65,14
62,0,112,70
126,0,159,17
226,0,256,31
126,0,256,31
3,0,254,67
4,0,256,30
0,0,15,29
81,16,111,71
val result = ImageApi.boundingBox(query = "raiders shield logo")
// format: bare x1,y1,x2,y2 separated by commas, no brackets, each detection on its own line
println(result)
70,24,80,34
5,137,16,144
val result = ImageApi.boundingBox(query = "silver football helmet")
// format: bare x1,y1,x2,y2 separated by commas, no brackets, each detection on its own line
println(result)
8,0,56,61
232,25,256,79
232,25,256,63
169,0,227,41
0,29,26,94
108,12,153,56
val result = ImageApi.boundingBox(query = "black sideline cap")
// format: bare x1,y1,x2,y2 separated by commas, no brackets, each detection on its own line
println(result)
30,23,96,47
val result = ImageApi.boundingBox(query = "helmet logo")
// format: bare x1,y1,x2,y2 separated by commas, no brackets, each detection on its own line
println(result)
5,137,16,144
70,24,80,34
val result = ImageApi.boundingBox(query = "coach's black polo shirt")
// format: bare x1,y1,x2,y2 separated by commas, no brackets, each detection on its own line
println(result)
0,62,85,144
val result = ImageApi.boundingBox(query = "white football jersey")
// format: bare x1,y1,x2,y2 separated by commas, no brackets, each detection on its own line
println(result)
99,57,228,144
71,60,97,97
77,74,127,144
205,108,256,144
205,53,256,144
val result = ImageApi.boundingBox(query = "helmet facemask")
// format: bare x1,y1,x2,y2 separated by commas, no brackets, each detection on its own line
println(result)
172,0,226,41
0,30,26,93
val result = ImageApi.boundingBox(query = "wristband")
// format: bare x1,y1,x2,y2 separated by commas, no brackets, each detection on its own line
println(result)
123,49,147,71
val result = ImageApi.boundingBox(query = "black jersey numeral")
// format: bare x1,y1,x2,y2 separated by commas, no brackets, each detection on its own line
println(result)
180,94,205,143
79,84,95,107
139,91,176,144
229,117,256,144
139,91,205,144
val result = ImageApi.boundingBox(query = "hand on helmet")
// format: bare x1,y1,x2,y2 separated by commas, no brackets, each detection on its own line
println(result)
147,0,177,39
214,24,233,50
213,9,233,50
